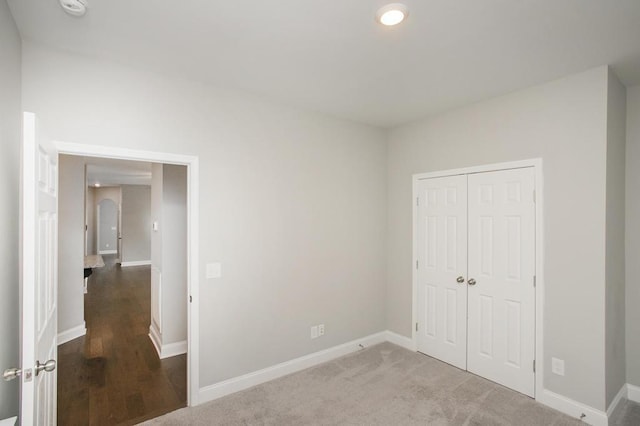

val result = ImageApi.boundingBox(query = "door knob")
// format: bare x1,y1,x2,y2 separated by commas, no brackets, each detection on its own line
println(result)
3,368,21,382
456,276,465,284
35,359,56,376
468,278,477,286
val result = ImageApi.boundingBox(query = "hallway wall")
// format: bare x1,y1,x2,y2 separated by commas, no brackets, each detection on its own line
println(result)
0,0,21,418
58,155,87,339
626,85,640,388
121,185,151,263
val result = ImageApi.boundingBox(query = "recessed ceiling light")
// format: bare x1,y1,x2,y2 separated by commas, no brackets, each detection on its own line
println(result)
94,183,101,187
376,3,408,26
59,0,88,17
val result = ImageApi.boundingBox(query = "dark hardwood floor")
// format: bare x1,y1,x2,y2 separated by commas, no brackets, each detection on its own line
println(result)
58,256,186,425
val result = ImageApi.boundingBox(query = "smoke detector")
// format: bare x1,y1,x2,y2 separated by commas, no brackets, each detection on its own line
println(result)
59,0,88,17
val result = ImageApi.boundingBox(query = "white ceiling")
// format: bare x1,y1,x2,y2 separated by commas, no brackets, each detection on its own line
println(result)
8,0,640,127
85,157,152,187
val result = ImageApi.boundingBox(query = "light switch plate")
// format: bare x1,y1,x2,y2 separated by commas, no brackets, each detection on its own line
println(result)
152,221,159,231
206,262,222,279
310,326,318,339
551,357,565,376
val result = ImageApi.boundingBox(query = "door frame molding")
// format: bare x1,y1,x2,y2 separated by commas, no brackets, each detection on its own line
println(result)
412,158,543,400
54,141,200,406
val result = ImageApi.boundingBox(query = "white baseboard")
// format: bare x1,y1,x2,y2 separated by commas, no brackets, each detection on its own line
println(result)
628,383,640,403
120,260,151,267
160,340,187,359
385,330,416,351
199,332,387,404
149,324,162,357
536,389,607,426
606,384,628,418
57,322,86,345
149,324,186,359
98,249,117,255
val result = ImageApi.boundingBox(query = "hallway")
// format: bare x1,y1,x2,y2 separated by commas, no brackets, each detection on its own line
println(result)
57,256,186,425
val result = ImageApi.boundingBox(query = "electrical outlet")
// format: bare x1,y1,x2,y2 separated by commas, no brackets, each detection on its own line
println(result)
310,326,318,339
318,324,325,336
551,357,565,376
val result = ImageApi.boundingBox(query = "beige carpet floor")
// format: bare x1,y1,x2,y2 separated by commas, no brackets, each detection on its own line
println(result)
141,342,636,425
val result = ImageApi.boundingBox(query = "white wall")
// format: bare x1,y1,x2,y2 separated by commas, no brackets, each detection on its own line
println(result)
161,165,187,345
604,72,627,407
85,185,96,255
22,43,388,387
94,186,121,205
0,0,21,418
121,185,151,263
58,155,86,336
626,86,640,388
386,67,609,410
150,163,164,347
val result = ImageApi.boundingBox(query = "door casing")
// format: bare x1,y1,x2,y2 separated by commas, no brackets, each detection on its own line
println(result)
53,141,201,407
412,158,543,400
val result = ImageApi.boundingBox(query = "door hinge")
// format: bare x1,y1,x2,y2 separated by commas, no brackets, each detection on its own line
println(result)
533,360,536,373
416,322,419,332
533,275,536,287
416,260,419,269
189,295,192,303
416,197,420,207
533,190,536,203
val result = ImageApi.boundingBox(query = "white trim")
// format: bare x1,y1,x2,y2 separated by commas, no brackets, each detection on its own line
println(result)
606,384,628,418
199,332,387,404
385,330,416,351
149,323,162,356
536,390,607,426
120,260,152,267
0,417,17,426
159,341,188,359
412,158,544,401
533,159,545,405
627,383,640,403
98,249,117,255
54,141,200,407
57,322,86,346
148,326,186,359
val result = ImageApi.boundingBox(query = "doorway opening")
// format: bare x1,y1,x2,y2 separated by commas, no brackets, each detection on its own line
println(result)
54,143,199,424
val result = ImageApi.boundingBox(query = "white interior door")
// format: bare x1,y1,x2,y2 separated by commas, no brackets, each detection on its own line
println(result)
466,167,536,396
416,175,468,369
21,112,58,424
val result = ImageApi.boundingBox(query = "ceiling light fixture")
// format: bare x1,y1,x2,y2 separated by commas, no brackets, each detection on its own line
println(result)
59,0,88,17
94,183,100,187
376,3,408,26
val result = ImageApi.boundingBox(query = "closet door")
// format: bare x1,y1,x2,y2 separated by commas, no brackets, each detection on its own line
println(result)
466,168,535,396
416,175,468,369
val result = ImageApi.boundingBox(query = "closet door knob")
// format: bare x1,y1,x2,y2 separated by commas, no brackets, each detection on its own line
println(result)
456,276,465,284
468,278,477,286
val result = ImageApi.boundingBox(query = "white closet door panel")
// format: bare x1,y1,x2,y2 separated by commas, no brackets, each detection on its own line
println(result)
467,167,535,396
416,175,467,369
